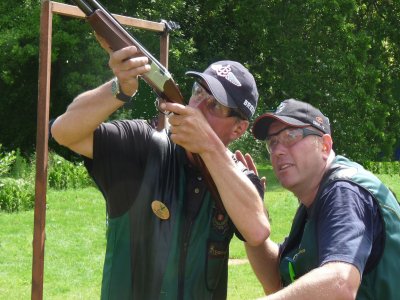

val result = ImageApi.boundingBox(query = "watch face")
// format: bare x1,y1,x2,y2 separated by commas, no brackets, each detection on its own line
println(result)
112,78,119,97
112,78,131,102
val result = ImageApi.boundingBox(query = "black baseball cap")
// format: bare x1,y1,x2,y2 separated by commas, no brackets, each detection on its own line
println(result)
186,60,259,120
252,99,331,140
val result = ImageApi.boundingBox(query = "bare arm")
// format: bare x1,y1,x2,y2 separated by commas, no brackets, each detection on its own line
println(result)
258,262,361,300
51,46,150,158
201,145,270,246
160,102,270,246
245,238,282,294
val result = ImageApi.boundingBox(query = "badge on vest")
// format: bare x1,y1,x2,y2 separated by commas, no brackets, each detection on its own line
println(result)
212,211,229,235
151,200,170,220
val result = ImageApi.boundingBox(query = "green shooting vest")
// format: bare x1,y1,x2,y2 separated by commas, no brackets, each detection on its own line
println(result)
279,155,400,299
100,130,233,300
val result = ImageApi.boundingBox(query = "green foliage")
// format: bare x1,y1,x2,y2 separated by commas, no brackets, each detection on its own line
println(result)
9,149,32,179
0,145,16,177
0,177,34,213
254,0,400,162
229,130,268,165
0,0,400,163
0,146,35,213
0,2,41,151
364,161,400,175
0,148,94,212
48,153,93,190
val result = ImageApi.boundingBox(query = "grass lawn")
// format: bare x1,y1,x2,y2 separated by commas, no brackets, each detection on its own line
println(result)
0,167,398,299
0,188,106,299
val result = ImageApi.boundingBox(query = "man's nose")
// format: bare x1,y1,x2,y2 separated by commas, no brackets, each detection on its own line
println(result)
271,141,287,156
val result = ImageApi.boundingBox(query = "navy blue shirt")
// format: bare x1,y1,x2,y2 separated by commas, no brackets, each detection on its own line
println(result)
312,181,383,274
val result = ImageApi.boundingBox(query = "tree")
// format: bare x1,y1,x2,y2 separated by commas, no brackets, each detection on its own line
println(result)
0,0,399,162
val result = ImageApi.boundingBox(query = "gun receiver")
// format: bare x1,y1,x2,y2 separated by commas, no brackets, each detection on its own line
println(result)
71,0,184,104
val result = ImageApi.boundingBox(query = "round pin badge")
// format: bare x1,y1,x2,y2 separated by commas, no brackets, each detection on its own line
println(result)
151,200,170,220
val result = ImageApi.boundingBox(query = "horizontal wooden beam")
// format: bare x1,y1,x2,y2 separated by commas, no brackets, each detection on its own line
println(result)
50,1,165,32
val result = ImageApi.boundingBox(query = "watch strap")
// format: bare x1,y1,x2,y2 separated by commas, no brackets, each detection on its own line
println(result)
112,77,133,102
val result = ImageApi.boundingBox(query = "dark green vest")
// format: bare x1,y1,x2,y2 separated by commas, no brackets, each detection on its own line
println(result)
279,156,400,299
100,130,233,299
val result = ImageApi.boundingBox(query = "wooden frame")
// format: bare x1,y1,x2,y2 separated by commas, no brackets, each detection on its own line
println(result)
32,1,171,299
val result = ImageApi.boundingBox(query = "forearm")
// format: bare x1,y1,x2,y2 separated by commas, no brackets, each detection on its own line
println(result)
245,238,281,294
259,262,360,300
52,45,149,157
201,145,270,246
51,80,125,154
161,101,270,243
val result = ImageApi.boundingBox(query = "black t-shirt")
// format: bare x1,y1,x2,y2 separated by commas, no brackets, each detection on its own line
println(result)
85,119,264,229
84,119,153,217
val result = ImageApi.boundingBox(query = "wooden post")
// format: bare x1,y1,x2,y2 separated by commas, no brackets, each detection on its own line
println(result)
32,2,171,299
32,1,52,299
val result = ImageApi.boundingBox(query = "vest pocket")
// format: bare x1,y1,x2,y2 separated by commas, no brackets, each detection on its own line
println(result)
205,239,229,291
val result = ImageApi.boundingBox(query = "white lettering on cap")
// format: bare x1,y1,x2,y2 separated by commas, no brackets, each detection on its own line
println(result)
243,99,255,114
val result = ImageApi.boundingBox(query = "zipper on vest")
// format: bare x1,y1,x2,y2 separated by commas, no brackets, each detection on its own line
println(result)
177,217,194,300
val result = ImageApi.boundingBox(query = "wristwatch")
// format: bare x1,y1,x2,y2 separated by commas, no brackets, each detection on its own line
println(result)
111,77,134,102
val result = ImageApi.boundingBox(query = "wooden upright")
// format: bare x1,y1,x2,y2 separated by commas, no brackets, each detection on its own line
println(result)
33,1,171,299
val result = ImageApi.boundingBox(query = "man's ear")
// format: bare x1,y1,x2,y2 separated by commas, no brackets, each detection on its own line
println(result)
322,134,333,155
231,119,249,141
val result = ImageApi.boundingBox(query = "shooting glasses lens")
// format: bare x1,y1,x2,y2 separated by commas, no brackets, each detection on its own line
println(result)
191,81,245,119
266,127,323,154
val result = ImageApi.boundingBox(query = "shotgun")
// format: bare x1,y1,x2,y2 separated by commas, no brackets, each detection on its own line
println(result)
71,0,184,104
71,0,226,214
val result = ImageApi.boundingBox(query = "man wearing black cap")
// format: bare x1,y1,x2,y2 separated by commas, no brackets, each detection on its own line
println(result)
51,44,270,299
245,99,400,299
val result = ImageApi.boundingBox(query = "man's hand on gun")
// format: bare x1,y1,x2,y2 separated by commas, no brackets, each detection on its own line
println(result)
161,102,219,155
96,33,151,98
108,46,150,96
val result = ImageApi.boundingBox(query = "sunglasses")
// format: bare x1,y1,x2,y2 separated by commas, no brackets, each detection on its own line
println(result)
191,81,246,119
266,127,323,154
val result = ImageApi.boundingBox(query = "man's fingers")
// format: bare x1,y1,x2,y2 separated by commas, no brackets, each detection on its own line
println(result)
235,150,246,165
260,176,267,192
168,113,184,126
109,47,150,74
109,46,138,64
235,150,266,191
244,153,267,191
160,102,189,116
244,153,258,176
